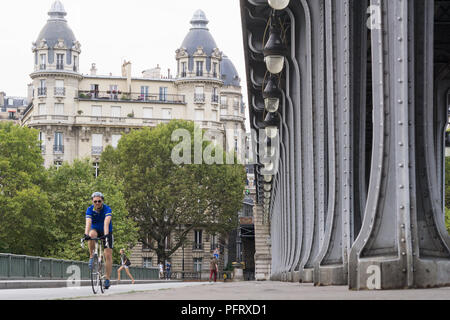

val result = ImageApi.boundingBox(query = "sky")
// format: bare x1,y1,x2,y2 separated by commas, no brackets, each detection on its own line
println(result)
0,0,249,112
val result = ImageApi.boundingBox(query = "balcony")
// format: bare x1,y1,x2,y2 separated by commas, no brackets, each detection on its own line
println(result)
54,87,65,96
38,88,47,97
211,95,219,103
193,243,203,251
77,91,185,104
56,64,64,70
39,64,46,70
194,94,205,104
53,145,64,154
92,146,103,155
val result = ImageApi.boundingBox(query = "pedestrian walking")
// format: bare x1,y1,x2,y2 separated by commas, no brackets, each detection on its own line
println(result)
209,257,218,282
166,261,172,280
158,261,164,279
213,246,220,260
117,249,135,284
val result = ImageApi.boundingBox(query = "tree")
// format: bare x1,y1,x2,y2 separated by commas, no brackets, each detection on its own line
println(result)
45,159,139,263
101,120,246,264
0,123,54,255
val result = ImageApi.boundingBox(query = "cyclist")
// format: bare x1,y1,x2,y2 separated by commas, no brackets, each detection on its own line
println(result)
83,192,114,290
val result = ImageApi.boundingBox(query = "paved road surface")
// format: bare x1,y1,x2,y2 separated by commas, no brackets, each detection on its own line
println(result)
1,280,449,300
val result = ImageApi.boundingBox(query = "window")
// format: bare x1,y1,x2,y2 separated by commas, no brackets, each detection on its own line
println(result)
220,108,227,116
73,56,78,72
93,162,100,178
159,87,168,101
143,107,153,118
55,80,65,96
162,108,172,120
181,62,187,77
140,86,149,101
212,87,219,103
213,62,218,77
90,84,99,98
193,258,202,272
7,98,13,106
92,106,102,117
195,109,204,121
54,103,64,115
54,132,63,153
194,86,204,103
54,161,63,169
112,135,121,148
164,235,171,250
143,257,152,268
38,80,47,96
38,103,46,115
111,106,121,118
196,61,203,76
40,54,46,70
212,110,218,122
194,230,203,250
109,85,118,99
39,132,45,153
56,54,64,70
92,134,103,155
221,95,228,106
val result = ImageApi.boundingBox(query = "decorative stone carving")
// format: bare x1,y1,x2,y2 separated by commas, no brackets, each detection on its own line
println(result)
193,46,206,57
176,47,188,59
55,38,67,49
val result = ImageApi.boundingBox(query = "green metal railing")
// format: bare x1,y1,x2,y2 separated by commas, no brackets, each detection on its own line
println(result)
0,253,159,280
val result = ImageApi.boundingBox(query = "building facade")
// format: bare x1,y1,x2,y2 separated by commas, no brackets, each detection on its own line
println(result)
0,92,27,123
21,1,247,274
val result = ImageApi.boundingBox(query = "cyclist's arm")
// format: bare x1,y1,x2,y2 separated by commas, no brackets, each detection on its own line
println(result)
85,217,92,235
104,215,112,235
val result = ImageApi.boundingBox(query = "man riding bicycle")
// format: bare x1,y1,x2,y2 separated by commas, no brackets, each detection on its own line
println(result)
84,192,113,290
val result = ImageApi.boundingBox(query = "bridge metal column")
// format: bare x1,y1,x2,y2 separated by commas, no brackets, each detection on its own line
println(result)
349,0,450,289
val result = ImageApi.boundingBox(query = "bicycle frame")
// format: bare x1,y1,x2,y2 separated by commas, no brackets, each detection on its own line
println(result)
81,236,106,294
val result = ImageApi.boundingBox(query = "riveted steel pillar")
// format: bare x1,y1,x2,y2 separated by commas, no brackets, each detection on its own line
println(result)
349,0,450,290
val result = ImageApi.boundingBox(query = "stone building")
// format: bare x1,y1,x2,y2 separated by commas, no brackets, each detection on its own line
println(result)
21,1,247,274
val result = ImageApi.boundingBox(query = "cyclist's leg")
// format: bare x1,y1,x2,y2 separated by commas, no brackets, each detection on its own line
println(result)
88,229,98,258
104,248,113,280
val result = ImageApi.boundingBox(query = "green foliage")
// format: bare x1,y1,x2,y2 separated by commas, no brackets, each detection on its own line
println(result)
45,159,138,263
0,123,53,255
101,120,246,263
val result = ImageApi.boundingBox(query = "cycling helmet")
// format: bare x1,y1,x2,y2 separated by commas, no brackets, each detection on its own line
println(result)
91,192,105,200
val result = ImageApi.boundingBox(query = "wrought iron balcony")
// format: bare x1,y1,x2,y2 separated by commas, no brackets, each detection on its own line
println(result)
92,146,103,155
38,88,47,97
193,243,203,251
53,145,64,153
39,64,46,70
77,91,185,104
194,94,205,103
56,64,64,70
211,95,219,103
54,87,65,96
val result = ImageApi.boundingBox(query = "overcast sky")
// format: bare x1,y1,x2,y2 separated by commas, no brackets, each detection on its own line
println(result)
0,0,248,102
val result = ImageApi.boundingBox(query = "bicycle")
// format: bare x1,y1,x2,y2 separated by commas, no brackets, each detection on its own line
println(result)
81,235,107,294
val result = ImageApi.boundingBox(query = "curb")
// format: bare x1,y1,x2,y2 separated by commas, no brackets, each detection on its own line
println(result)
0,280,179,290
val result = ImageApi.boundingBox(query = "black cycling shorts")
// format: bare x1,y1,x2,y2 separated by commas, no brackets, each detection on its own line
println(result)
91,229,114,249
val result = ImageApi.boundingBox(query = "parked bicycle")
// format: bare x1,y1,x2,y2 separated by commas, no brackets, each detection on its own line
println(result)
81,235,107,294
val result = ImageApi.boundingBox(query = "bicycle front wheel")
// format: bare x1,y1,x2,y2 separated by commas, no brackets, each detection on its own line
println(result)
90,254,101,294
99,254,106,294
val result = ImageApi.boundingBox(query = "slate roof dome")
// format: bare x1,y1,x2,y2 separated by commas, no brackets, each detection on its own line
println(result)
36,1,76,49
180,10,218,72
221,55,241,87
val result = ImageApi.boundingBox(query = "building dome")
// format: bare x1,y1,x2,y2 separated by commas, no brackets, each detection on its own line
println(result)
221,55,241,87
36,1,76,49
180,10,219,72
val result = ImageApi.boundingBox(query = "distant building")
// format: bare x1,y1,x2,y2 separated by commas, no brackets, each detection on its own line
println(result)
0,92,28,123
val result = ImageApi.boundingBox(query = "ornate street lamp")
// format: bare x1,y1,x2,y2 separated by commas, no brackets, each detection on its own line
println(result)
263,74,282,113
268,0,290,10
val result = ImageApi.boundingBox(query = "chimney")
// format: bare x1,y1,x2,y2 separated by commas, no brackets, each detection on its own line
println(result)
122,61,132,93
0,92,5,107
90,63,97,76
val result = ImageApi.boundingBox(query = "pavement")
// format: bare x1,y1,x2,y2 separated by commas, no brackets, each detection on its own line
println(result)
1,280,449,300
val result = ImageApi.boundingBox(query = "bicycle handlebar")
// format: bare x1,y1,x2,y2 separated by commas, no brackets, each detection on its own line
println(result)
80,235,107,248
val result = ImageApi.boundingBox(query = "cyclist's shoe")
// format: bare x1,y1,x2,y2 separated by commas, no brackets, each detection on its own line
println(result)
88,258,94,270
104,279,110,289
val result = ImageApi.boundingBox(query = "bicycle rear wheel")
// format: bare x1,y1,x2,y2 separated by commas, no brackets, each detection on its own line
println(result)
90,254,101,294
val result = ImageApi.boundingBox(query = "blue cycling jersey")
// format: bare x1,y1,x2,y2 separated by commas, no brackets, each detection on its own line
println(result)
86,204,113,233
